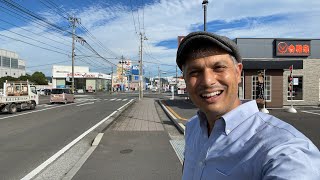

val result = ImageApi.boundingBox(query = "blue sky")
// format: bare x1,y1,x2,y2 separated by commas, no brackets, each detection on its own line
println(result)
0,0,319,77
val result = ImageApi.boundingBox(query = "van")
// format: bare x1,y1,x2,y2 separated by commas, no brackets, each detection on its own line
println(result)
50,88,74,104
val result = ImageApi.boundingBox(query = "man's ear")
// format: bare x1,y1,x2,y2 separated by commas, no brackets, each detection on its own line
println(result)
236,63,243,84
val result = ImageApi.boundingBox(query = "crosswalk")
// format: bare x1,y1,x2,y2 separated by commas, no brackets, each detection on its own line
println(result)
37,98,133,108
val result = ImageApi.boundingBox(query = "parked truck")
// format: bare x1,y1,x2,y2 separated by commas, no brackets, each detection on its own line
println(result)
0,81,39,114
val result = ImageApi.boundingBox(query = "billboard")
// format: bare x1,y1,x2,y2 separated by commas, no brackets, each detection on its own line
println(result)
275,40,310,57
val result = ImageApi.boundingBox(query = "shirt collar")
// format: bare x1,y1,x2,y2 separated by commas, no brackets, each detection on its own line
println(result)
196,100,259,135
222,100,259,135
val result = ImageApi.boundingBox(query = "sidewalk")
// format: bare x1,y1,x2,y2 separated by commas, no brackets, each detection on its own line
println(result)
72,98,182,180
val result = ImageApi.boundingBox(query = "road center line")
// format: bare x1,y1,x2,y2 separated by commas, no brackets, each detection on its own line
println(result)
0,102,86,120
76,102,94,106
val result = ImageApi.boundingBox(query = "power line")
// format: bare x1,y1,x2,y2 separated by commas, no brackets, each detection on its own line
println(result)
0,33,69,56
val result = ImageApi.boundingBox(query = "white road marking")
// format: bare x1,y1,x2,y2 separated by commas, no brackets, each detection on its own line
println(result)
117,99,134,111
116,99,121,101
21,99,134,180
122,99,127,101
301,111,320,116
76,102,94,106
0,102,82,120
110,98,116,101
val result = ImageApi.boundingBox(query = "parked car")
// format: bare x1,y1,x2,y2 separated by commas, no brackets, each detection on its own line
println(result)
50,88,74,104
151,87,158,92
43,89,51,95
37,89,45,96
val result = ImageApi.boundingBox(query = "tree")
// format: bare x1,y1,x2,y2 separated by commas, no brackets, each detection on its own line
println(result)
18,74,31,81
30,71,48,85
0,76,17,88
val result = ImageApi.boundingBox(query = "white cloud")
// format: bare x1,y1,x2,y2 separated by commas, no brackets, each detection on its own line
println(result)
0,0,319,76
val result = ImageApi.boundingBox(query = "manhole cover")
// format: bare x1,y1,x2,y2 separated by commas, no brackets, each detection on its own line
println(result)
120,149,133,154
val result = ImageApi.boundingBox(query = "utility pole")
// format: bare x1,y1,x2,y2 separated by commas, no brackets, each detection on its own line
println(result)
121,55,124,91
202,0,209,31
158,65,161,94
69,16,80,94
139,32,147,100
111,66,114,93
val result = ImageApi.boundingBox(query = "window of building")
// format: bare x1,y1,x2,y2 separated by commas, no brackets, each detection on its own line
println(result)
287,76,303,100
252,75,271,101
2,57,10,67
11,58,18,69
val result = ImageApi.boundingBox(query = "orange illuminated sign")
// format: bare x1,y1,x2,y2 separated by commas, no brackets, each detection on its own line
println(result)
276,40,310,56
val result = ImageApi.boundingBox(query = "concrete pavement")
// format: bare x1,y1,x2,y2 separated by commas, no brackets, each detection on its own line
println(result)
70,98,182,180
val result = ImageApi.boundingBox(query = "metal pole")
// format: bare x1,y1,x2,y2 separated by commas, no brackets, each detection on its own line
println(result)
71,18,75,94
111,66,113,93
121,55,124,91
139,33,143,100
202,0,208,31
158,66,161,94
291,65,294,104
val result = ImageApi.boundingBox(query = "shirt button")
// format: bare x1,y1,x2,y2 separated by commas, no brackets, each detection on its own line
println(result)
199,161,205,166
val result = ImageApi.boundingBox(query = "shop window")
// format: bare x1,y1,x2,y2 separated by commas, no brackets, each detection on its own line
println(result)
287,76,303,100
252,75,271,101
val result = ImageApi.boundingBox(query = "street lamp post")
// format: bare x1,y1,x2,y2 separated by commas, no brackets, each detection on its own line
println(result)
202,0,209,31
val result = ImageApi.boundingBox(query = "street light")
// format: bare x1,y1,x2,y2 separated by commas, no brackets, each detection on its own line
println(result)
202,0,209,31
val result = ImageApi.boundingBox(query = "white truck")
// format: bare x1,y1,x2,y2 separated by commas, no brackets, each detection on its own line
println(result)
0,81,39,114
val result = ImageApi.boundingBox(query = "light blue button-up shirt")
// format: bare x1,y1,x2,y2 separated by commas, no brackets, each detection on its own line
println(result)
183,100,320,180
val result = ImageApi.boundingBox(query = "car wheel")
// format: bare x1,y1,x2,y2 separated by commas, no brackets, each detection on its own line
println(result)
9,104,17,114
64,99,67,104
30,101,36,110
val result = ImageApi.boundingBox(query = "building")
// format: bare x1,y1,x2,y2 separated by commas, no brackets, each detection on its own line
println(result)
0,49,26,78
236,38,320,107
52,65,111,92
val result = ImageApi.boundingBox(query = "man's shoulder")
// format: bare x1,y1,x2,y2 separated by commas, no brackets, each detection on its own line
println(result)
186,114,199,127
255,112,308,140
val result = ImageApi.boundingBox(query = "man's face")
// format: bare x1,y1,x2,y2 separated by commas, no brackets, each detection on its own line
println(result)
183,51,243,117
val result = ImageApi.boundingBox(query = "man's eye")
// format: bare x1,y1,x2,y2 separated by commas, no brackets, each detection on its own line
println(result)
215,66,226,71
189,71,198,76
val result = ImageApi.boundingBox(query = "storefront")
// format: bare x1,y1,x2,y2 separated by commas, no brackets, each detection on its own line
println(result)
236,38,320,107
52,65,111,92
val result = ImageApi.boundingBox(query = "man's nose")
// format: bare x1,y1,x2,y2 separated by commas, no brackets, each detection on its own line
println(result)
201,69,217,86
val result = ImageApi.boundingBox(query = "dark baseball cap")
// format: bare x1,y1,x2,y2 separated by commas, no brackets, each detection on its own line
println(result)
176,31,242,70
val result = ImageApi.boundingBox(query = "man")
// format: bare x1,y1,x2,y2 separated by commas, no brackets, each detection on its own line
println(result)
176,31,320,180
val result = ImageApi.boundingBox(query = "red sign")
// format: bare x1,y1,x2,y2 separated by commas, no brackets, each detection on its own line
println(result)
276,40,310,56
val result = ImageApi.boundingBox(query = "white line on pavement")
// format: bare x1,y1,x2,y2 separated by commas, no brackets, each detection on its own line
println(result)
21,100,131,180
110,98,116,101
117,99,134,111
0,102,84,120
122,99,127,101
76,102,95,106
116,99,121,101
301,111,320,116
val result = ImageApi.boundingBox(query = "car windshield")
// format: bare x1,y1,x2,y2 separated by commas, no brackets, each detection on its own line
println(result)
51,89,64,94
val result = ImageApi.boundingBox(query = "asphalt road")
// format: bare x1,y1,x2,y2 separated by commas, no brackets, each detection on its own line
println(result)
0,93,136,180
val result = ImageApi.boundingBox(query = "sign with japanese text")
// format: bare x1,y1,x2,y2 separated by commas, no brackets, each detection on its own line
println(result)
276,40,310,56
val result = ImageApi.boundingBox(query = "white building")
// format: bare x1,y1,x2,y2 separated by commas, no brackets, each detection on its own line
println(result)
52,65,111,92
0,49,26,78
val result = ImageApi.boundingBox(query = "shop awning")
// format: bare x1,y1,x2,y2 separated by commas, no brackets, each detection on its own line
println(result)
242,59,303,70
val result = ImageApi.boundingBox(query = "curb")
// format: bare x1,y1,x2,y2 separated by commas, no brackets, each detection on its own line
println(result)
158,100,185,134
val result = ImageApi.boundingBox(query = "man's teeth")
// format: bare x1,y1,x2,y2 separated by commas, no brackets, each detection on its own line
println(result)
202,91,222,97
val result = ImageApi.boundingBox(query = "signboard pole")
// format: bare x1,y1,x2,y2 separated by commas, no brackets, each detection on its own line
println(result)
288,65,297,113
260,69,269,113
